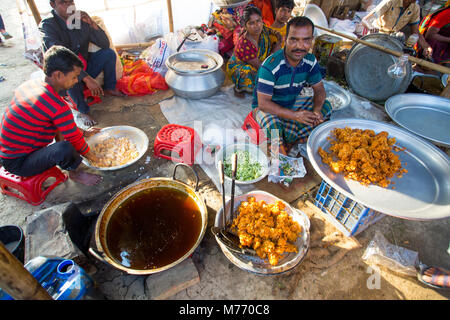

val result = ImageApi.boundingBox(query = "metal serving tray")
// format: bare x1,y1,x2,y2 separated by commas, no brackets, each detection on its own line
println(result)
307,119,450,221
385,93,450,148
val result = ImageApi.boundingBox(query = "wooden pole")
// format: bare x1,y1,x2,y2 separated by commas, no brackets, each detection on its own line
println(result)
0,242,52,300
315,25,450,75
115,41,155,50
26,0,42,25
166,0,174,33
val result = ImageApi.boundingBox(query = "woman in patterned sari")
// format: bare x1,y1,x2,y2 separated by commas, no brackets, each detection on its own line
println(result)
226,6,282,94
416,3,450,67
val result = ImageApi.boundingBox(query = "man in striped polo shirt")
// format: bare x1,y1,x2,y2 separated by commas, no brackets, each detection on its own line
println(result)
253,16,332,155
0,45,101,186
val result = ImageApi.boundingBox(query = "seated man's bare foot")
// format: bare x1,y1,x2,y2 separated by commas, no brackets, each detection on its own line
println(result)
76,112,98,127
69,169,102,186
104,89,126,97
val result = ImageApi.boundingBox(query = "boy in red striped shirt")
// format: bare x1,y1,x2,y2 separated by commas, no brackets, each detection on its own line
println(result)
0,45,101,186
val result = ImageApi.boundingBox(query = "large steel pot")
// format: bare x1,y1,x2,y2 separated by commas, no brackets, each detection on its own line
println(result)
89,164,208,275
165,49,225,99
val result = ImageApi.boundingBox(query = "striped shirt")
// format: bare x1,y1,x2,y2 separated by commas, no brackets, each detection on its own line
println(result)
252,49,322,110
0,79,89,159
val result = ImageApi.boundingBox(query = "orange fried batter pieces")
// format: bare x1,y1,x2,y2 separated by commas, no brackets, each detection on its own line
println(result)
231,197,302,266
318,127,407,188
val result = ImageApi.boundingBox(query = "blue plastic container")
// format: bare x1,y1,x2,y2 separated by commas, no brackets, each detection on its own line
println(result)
0,256,100,300
314,180,385,236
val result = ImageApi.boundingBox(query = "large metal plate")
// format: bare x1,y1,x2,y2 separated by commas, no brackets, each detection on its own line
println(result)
214,191,310,275
307,119,450,220
345,34,412,102
385,93,450,147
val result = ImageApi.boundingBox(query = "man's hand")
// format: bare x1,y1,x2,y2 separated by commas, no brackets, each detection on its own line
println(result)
83,149,100,164
80,11,99,30
83,127,102,139
293,109,320,126
312,110,324,126
83,75,104,97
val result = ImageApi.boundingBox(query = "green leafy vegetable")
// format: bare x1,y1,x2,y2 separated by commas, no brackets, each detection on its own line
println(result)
223,150,262,181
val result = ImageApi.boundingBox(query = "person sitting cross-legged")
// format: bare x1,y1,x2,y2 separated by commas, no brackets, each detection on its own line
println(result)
0,45,102,186
227,6,282,95
39,0,124,127
253,16,332,155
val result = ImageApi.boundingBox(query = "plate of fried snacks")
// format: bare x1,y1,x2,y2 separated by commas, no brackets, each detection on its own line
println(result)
214,191,310,275
83,126,149,171
307,119,450,220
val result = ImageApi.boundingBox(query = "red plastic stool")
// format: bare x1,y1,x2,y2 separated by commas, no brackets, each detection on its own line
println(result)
0,166,68,205
154,124,202,165
242,110,267,145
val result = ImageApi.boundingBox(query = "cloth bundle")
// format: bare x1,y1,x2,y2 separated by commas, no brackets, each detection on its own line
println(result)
116,60,168,96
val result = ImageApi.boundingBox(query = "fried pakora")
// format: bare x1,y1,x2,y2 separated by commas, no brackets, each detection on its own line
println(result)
230,197,302,266
318,127,407,188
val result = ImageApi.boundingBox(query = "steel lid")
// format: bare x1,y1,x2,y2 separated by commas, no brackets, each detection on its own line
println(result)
345,34,412,102
166,49,221,74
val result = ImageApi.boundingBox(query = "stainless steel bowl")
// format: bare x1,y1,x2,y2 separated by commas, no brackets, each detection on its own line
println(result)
324,80,352,110
214,143,270,185
82,126,149,171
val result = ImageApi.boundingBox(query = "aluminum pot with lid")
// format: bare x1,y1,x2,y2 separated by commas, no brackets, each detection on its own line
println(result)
165,49,225,99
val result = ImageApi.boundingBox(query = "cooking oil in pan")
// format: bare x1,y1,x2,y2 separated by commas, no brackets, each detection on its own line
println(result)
106,187,202,270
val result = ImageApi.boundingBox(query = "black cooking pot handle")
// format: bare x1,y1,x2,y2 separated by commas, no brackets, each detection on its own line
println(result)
172,163,200,191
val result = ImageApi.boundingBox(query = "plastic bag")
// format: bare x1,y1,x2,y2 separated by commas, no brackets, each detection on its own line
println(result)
268,154,307,186
362,230,419,277
141,33,179,76
19,3,44,68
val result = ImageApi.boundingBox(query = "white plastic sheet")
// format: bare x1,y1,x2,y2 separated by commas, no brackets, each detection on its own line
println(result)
160,85,258,196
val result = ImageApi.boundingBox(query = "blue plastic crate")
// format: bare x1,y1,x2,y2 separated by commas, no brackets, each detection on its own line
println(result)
314,180,384,236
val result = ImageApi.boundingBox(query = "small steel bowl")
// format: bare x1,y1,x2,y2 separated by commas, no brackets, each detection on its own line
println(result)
214,143,270,185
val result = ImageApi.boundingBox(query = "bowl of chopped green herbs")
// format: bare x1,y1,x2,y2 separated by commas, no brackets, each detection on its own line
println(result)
215,143,270,184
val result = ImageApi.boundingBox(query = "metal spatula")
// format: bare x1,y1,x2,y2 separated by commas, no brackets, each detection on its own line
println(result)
212,154,257,256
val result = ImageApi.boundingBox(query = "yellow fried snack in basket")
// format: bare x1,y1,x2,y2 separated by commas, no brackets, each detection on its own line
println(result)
231,196,302,266
318,127,408,188
90,137,139,167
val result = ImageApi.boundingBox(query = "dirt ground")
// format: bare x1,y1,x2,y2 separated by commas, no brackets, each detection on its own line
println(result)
0,1,449,301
